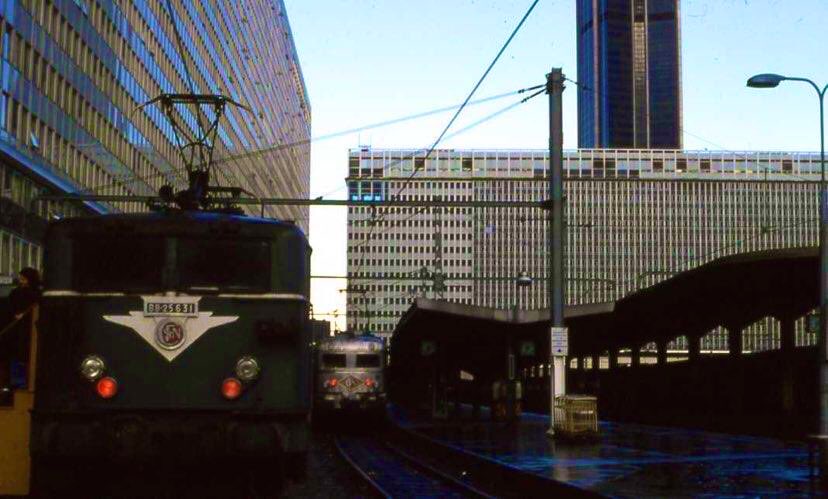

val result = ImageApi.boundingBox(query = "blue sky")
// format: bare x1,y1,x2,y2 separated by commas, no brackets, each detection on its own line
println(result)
283,0,828,330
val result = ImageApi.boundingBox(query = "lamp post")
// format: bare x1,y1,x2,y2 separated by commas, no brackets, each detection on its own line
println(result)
516,270,533,289
511,272,534,379
747,73,828,477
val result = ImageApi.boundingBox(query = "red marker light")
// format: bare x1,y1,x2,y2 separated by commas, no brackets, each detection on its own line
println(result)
364,378,375,388
222,378,243,400
326,378,338,388
96,377,118,399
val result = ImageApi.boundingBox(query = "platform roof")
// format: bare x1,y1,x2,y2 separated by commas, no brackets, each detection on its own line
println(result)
390,247,819,362
604,246,818,349
390,299,614,379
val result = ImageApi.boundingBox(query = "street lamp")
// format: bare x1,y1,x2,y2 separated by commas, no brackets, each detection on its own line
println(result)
747,72,828,476
516,271,533,288
511,272,534,376
504,271,533,420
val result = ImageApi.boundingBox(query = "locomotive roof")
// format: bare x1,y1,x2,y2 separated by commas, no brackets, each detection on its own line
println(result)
320,334,385,349
46,210,307,240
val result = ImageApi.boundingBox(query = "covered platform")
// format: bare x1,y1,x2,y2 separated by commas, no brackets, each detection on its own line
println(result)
390,404,816,498
388,298,613,416
390,247,822,438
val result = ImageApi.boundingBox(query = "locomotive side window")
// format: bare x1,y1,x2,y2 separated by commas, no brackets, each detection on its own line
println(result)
74,237,165,291
321,354,346,368
178,239,270,291
355,354,381,368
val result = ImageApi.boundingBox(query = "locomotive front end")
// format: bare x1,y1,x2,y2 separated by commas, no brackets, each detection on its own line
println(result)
315,335,387,414
30,212,312,494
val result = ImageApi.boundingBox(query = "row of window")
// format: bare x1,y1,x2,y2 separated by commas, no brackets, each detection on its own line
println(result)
351,150,823,174
348,232,473,242
349,270,470,279
346,178,820,323
5,0,311,228
348,258,472,268
0,227,41,278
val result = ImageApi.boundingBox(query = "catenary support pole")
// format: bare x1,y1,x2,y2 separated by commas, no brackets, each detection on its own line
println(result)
547,68,565,436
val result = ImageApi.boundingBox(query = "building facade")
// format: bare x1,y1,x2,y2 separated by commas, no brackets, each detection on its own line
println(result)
0,0,310,282
577,0,682,149
346,148,819,350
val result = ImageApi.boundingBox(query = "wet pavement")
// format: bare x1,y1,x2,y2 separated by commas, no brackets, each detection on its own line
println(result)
390,406,820,497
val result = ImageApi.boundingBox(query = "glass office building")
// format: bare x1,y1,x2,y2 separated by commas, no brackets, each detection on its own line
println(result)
346,148,818,347
0,0,311,282
577,0,682,149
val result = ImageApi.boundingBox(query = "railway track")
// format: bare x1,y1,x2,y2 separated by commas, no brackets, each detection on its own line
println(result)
334,434,494,498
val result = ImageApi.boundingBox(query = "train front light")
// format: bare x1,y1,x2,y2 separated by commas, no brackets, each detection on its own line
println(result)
235,356,261,382
221,378,243,400
95,377,118,399
80,355,106,381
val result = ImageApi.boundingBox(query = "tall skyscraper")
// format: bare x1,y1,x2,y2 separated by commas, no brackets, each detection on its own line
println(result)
0,0,310,281
346,147,819,352
577,0,682,149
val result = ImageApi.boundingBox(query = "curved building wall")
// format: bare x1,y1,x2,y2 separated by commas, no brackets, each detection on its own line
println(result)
0,0,310,281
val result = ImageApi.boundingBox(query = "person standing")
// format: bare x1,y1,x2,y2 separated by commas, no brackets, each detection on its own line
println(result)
9,267,41,321
0,268,42,393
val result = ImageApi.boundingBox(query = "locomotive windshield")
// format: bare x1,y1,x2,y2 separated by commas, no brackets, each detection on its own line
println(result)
70,235,272,292
321,354,347,368
74,237,166,291
178,239,271,291
356,354,381,368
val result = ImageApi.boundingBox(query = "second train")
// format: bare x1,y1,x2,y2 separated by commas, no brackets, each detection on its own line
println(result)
314,332,387,421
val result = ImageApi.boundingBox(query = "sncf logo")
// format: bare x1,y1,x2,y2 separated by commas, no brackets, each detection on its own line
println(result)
104,297,238,362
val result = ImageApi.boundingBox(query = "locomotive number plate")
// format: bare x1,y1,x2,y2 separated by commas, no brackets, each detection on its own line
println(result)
144,301,198,317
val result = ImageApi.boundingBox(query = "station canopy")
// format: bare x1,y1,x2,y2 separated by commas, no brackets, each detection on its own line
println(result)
390,247,819,366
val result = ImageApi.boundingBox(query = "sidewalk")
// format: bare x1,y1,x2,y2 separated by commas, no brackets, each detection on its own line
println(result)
390,405,818,497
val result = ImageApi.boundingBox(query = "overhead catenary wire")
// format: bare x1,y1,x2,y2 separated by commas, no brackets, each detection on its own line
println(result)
310,86,546,201
348,0,543,300
391,0,542,202
83,83,544,195
349,78,821,311
343,89,547,288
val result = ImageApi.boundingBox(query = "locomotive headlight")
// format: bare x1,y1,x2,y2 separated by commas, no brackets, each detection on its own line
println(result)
80,355,106,381
235,356,261,382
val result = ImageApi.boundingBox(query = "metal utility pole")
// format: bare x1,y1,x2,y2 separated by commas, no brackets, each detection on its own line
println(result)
546,68,567,436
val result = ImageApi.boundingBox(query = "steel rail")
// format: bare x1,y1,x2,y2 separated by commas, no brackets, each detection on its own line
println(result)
334,436,392,499
334,434,490,498
381,439,494,498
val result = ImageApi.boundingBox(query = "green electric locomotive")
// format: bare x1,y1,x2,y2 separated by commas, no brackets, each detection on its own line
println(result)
29,210,312,495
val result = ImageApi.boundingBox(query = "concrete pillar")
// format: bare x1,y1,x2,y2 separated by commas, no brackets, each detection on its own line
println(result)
590,353,601,394
780,316,796,353
608,349,619,369
688,335,701,362
553,357,567,396
631,346,641,368
657,341,668,365
727,325,743,355
726,324,745,423
507,340,515,381
779,316,796,422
